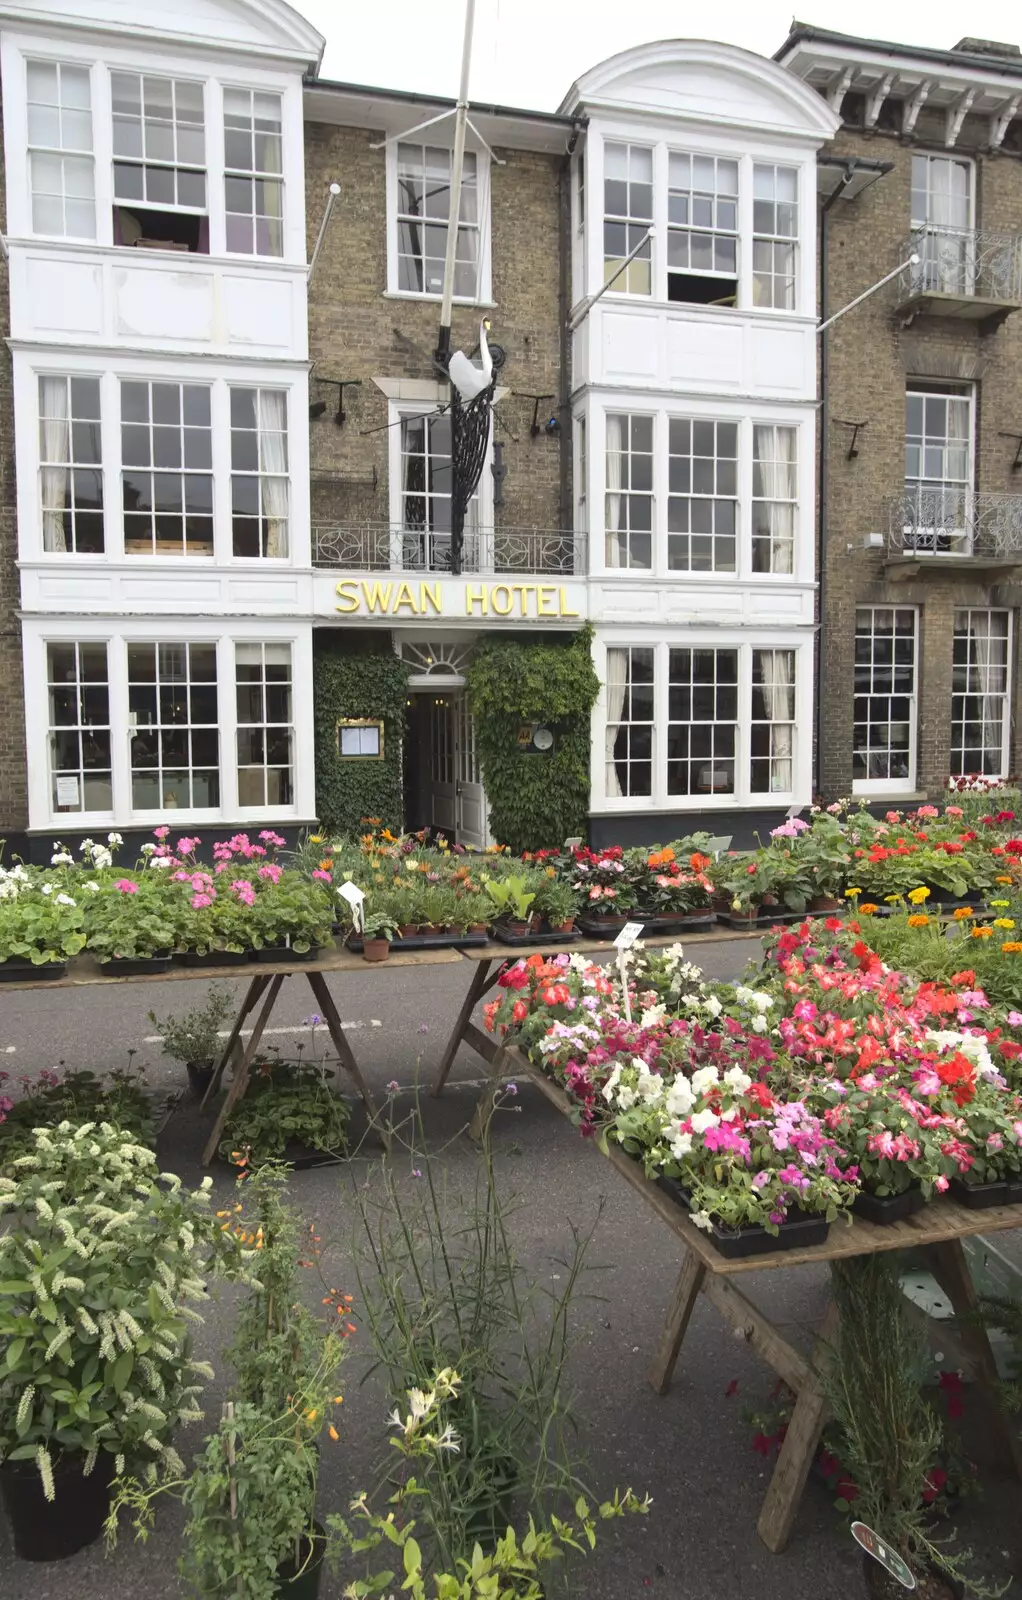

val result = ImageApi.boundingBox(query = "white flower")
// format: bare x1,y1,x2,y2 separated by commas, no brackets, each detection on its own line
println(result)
615,1085,637,1111
56,893,75,906
665,1078,695,1117
723,1066,752,1095
107,832,123,846
670,1131,693,1160
690,1108,720,1134
704,994,723,1019
639,1003,666,1030
139,842,156,856
50,851,73,867
690,1208,713,1232
636,1068,661,1104
751,1015,769,1034
567,952,591,974
84,880,100,893
149,856,173,869
691,1065,720,1097
719,1106,739,1123
601,1064,623,1103
40,883,54,896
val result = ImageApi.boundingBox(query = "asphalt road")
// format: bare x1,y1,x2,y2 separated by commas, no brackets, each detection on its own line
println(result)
1,937,1020,1600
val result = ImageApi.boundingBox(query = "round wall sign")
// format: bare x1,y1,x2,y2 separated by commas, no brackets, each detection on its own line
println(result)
532,726,554,751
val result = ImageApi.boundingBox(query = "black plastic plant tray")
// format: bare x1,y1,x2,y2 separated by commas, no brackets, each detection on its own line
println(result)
632,912,717,932
950,1175,1022,1209
655,1173,830,1257
489,925,579,947
347,932,489,953
852,1185,928,1224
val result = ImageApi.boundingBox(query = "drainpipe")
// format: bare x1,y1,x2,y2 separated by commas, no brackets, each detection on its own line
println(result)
559,121,585,535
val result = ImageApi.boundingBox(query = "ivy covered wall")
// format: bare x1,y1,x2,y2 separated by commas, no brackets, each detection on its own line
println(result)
313,635,409,836
465,628,599,853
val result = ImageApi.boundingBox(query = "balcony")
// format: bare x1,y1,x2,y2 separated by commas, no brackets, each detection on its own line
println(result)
895,226,1022,330
884,488,1022,576
312,523,588,578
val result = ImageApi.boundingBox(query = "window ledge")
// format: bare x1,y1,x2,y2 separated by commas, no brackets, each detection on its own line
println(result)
850,789,928,803
382,290,496,309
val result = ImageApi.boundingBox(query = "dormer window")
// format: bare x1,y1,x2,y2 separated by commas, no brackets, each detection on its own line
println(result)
111,72,208,253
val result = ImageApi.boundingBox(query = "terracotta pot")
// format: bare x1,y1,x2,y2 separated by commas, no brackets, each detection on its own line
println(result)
550,919,575,934
362,938,390,963
469,923,488,935
397,924,418,939
507,920,531,937
809,895,841,912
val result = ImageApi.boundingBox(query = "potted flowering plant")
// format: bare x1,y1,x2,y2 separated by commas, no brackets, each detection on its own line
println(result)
82,876,179,973
788,812,850,907
810,1078,947,1223
483,875,537,937
147,983,236,1097
0,882,86,978
246,876,334,960
361,908,399,963
0,1123,245,1561
532,876,579,934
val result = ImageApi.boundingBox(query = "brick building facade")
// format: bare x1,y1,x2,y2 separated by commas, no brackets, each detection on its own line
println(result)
778,26,1022,804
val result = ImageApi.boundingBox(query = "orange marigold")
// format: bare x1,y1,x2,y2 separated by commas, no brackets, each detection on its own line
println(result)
971,927,994,939
1002,941,1022,954
907,914,929,928
952,906,974,920
858,903,879,914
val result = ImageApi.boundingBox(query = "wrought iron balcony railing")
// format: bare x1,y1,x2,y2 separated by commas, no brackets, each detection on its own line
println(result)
886,488,1022,560
901,225,1022,305
312,522,587,577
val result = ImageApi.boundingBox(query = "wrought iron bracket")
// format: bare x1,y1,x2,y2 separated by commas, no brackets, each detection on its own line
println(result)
437,341,506,575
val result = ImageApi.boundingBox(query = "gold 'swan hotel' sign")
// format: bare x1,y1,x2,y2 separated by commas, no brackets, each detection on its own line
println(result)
334,579,582,618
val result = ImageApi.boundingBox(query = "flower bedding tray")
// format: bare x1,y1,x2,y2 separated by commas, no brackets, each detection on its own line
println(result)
575,912,715,939
655,1172,831,1259
490,925,583,946
346,932,489,953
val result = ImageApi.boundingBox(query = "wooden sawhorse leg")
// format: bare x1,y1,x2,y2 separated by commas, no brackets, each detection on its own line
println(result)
305,969,389,1151
432,959,498,1096
756,1303,838,1553
924,1237,1022,1480
649,1250,707,1395
202,974,285,1165
200,973,270,1110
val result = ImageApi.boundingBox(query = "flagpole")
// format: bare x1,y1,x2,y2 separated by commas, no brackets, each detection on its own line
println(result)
435,0,476,365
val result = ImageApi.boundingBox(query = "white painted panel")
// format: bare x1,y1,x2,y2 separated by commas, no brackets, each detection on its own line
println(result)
746,588,807,617
115,268,214,342
595,585,662,619
222,276,293,349
662,588,745,618
229,578,301,604
601,62,822,132
749,326,811,395
35,574,112,604
28,260,103,335
667,318,743,389
602,312,659,379
119,577,222,603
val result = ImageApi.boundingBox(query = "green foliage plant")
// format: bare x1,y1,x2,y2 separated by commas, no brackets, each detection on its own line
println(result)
352,1097,601,1575
147,983,236,1066
483,875,536,924
466,629,599,852
0,1061,152,1162
330,1369,650,1599
313,644,410,836
219,1059,350,1166
0,1122,246,1494
0,883,87,965
82,876,179,963
821,1256,996,1595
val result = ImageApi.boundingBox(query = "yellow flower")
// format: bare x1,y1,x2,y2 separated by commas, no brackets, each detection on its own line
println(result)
328,1424,339,1441
309,834,322,844
844,887,862,898
907,914,929,928
952,906,973,920
991,899,1011,908
907,887,930,905
993,918,1016,930
884,894,904,904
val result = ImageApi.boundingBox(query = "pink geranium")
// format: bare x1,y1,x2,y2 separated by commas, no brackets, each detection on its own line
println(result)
115,878,139,894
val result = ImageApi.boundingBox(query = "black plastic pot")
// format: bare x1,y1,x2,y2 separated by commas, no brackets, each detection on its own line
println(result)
275,1522,325,1598
950,1174,1022,1210
103,951,172,977
182,949,251,968
253,945,321,964
0,1450,114,1561
0,958,67,983
852,1185,928,1225
186,1059,216,1097
862,1551,962,1599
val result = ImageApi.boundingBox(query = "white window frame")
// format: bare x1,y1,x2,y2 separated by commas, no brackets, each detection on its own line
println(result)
15,352,306,567
592,636,809,813
26,56,95,240
666,150,739,300
602,139,654,297
910,153,975,296
222,85,284,259
951,608,1012,780
46,638,112,818
120,376,215,557
751,161,799,311
386,396,494,572
904,381,975,554
604,410,655,570
852,606,919,796
38,373,105,554
110,68,207,222
229,384,290,559
235,640,295,808
385,137,492,304
126,638,221,817
666,416,739,573
23,620,311,829
592,402,812,583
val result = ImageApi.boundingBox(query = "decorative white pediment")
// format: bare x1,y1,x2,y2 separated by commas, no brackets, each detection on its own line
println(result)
561,39,840,142
0,0,324,68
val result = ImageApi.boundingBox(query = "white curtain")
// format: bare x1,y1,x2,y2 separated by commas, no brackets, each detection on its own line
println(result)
258,389,288,558
971,617,1006,773
753,425,796,574
604,647,628,799
927,159,970,292
605,414,624,568
763,650,795,791
40,376,69,553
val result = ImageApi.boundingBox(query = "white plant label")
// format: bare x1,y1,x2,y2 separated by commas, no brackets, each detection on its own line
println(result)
337,880,365,933
850,1523,916,1590
705,835,732,858
564,836,583,851
613,921,645,951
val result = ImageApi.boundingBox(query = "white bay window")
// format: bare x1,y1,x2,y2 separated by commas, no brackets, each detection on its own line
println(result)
599,640,805,809
27,59,95,239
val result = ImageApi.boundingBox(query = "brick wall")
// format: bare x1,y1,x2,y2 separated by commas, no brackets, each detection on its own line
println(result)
819,119,1022,801
0,106,27,833
303,120,568,538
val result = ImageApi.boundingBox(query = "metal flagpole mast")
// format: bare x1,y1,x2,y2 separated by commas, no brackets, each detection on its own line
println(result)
435,0,476,367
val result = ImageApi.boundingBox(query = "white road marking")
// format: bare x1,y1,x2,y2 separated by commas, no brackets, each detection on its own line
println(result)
143,1022,367,1043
